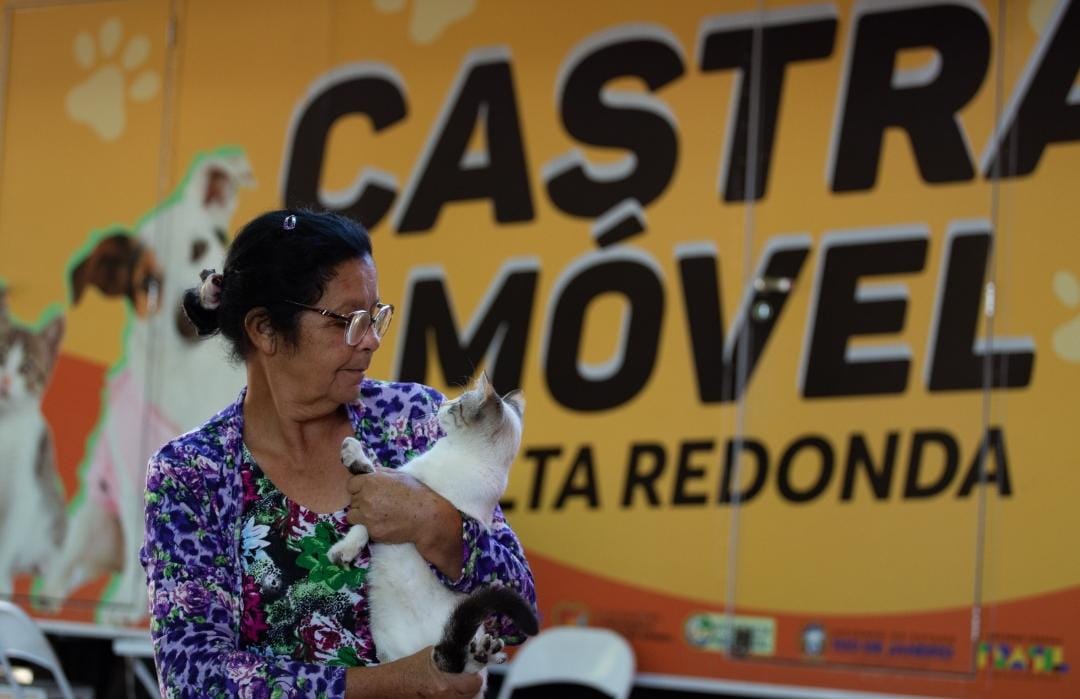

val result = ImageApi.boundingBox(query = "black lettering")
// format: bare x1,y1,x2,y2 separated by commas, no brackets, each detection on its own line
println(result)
395,51,533,232
841,432,899,500
545,29,683,217
957,427,1012,497
622,443,666,507
554,446,601,509
984,0,1080,178
903,430,959,499
396,263,538,389
830,3,989,191
803,231,927,397
672,441,713,506
546,253,663,411
679,237,810,403
524,446,561,510
926,227,1035,391
777,436,834,503
283,69,406,228
719,438,769,504
699,9,836,201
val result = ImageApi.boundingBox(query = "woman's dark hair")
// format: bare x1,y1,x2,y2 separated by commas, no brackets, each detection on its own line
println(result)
182,209,372,360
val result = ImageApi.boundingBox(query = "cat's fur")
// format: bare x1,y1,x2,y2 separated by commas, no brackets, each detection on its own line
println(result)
0,289,66,595
327,375,538,687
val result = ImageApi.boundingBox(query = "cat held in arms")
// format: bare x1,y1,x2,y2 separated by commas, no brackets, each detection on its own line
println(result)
327,374,538,689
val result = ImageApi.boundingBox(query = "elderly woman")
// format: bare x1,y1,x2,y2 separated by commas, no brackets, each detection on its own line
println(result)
140,210,535,698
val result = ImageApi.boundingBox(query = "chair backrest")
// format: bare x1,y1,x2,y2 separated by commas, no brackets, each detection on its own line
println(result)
0,602,75,699
495,626,635,699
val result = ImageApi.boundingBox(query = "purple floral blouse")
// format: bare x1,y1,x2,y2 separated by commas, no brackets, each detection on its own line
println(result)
237,448,376,665
140,380,536,699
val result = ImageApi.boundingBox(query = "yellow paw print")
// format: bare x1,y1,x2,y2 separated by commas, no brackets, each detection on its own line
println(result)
374,0,477,44
1053,270,1080,362
65,18,161,142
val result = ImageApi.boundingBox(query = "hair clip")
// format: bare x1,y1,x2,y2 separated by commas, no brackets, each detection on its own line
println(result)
197,269,224,310
283,214,297,231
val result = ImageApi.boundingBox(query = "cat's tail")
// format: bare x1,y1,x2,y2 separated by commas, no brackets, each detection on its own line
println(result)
433,587,539,673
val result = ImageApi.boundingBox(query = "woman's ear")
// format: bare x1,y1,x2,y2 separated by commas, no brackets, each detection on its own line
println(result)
244,307,277,355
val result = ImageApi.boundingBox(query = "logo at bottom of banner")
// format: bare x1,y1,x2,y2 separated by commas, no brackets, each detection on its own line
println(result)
684,612,776,658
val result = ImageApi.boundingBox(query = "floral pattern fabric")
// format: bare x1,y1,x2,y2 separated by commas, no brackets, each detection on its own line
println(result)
140,380,536,699
237,451,373,667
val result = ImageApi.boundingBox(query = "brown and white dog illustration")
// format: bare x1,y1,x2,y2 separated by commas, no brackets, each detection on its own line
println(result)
70,233,165,320
40,152,252,624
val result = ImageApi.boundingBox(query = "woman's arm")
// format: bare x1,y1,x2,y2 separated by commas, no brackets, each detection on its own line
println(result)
344,469,537,622
142,445,346,698
414,495,465,579
431,504,537,639
344,646,481,698
343,465,464,579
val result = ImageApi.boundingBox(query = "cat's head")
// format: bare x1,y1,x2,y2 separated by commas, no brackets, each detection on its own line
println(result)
437,373,525,454
0,307,64,409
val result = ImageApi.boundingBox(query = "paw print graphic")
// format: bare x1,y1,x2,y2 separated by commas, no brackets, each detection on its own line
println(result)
1052,270,1080,362
65,18,161,141
374,0,477,44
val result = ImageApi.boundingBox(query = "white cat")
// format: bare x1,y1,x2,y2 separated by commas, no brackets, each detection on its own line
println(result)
0,290,66,596
327,374,537,688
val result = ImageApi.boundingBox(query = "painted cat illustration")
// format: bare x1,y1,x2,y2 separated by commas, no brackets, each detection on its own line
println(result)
0,289,66,596
328,374,537,690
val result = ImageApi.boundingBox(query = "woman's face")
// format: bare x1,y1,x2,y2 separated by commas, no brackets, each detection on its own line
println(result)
280,255,383,407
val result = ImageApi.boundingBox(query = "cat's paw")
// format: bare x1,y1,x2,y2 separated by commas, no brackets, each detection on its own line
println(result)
341,437,375,475
328,525,369,566
327,538,362,566
463,628,507,673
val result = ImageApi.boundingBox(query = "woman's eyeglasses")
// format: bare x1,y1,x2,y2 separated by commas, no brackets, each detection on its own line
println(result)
285,301,394,346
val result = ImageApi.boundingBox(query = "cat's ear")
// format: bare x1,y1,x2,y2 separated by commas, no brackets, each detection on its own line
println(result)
502,389,525,418
38,315,65,373
476,370,496,400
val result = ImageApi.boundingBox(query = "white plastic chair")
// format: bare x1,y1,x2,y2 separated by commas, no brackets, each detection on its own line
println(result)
0,602,75,699
495,626,635,699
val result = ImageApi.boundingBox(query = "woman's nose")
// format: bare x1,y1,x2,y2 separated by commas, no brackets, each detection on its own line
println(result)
358,326,381,352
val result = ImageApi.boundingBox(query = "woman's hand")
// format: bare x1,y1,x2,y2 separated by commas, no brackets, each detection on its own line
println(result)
346,468,435,543
346,468,464,578
345,646,483,698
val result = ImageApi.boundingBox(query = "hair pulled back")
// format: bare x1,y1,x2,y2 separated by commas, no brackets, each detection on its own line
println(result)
182,209,372,360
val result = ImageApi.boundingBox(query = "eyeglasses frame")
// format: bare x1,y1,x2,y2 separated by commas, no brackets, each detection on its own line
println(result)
285,300,394,346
